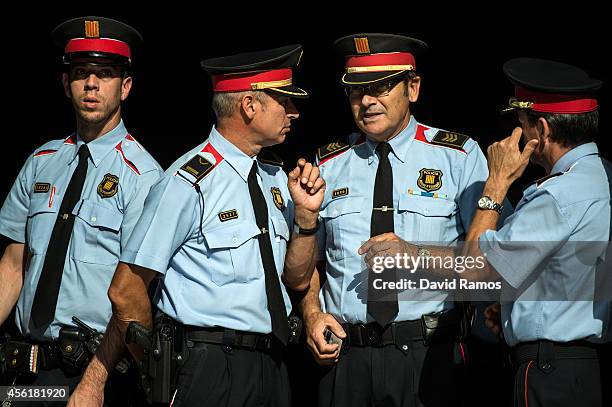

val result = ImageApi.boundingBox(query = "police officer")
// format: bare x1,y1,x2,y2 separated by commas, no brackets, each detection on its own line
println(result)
0,16,162,405
75,45,325,407
299,33,502,407
470,58,610,406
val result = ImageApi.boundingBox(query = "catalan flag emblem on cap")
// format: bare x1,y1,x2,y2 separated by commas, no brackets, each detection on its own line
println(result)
334,33,428,85
84,20,100,38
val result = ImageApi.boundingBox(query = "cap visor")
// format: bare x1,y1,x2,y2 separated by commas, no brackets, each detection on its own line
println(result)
341,70,408,85
266,85,309,98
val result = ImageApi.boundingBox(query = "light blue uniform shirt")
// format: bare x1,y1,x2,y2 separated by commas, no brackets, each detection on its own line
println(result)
121,127,294,334
0,121,163,340
480,142,611,346
317,116,495,323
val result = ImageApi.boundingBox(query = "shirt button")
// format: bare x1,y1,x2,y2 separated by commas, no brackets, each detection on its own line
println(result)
333,210,338,216
232,237,238,244
91,217,97,223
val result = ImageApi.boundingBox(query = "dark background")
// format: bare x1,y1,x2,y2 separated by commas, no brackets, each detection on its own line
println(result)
0,9,609,406
1,10,610,206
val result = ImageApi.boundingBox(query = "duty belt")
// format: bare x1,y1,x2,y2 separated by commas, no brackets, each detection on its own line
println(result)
511,340,602,370
184,327,278,351
343,320,424,347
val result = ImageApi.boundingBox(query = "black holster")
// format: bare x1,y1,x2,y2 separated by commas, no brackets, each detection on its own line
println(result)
128,315,186,405
420,304,472,346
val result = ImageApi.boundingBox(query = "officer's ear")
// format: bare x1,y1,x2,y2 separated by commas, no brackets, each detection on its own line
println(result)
240,93,257,120
120,75,133,102
537,117,552,141
406,75,421,103
61,72,72,99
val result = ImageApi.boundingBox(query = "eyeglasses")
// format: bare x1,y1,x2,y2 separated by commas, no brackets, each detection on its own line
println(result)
344,77,405,99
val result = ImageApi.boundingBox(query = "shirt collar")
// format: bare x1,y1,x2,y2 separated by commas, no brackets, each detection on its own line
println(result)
208,126,255,182
72,120,128,167
365,115,417,165
551,142,599,174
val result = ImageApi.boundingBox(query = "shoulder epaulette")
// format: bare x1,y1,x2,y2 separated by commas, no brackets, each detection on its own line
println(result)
524,172,563,190
114,134,161,176
34,149,58,157
430,130,470,152
33,134,76,157
115,140,141,175
317,141,350,165
176,143,224,186
258,149,284,167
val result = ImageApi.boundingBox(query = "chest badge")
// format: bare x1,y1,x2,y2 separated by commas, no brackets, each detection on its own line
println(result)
97,173,119,199
33,183,51,193
219,209,239,222
270,187,285,210
332,187,349,198
417,168,443,192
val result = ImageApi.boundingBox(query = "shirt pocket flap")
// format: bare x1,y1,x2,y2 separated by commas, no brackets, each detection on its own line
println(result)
28,193,57,216
271,216,290,241
74,199,123,232
320,196,366,219
204,221,261,249
398,194,457,217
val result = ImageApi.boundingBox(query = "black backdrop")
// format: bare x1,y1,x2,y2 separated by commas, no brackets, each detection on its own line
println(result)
1,9,609,406
2,11,610,205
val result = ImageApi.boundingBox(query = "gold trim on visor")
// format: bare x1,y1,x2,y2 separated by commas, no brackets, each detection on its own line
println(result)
251,78,293,90
501,97,534,113
341,70,408,85
266,86,308,97
346,64,414,73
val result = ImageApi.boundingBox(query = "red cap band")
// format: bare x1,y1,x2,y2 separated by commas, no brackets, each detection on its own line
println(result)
515,87,598,114
65,38,131,59
346,52,416,70
212,68,293,92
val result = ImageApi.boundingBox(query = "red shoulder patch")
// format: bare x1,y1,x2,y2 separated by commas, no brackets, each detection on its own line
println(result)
34,149,58,157
115,142,140,175
175,143,224,185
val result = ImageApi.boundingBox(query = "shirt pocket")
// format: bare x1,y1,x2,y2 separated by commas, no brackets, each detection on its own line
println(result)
204,220,261,285
26,193,58,255
71,199,123,265
320,195,367,261
398,194,458,242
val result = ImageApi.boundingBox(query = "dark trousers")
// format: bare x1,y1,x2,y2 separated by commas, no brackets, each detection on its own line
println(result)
318,341,465,407
2,365,143,407
171,343,290,407
513,356,610,407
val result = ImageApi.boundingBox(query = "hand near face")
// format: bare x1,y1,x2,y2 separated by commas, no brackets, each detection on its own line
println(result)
486,127,539,190
287,159,325,226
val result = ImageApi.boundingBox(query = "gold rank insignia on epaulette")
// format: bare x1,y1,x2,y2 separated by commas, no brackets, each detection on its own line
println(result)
180,155,215,183
317,141,350,164
430,131,469,152
258,149,284,167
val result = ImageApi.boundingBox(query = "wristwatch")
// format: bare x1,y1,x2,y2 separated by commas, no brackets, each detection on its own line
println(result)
294,217,321,236
417,247,431,259
477,196,503,214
